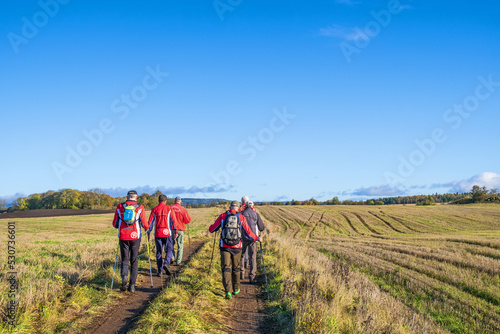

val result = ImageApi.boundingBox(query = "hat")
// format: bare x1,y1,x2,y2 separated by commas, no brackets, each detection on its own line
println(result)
247,201,254,207
127,190,138,196
231,201,240,208
175,196,182,202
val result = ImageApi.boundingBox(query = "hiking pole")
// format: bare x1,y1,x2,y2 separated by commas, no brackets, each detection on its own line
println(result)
259,241,269,293
208,230,218,273
188,224,191,254
147,234,153,288
111,240,120,289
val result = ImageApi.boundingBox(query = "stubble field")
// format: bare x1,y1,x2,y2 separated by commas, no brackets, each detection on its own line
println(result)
1,204,499,333
259,204,500,333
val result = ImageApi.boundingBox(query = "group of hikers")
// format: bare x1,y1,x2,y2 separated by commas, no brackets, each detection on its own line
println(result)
112,191,265,299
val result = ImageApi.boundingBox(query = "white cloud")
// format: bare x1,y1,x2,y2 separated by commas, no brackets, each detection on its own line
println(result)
319,24,372,42
98,184,233,197
351,185,405,197
449,172,500,193
336,0,361,5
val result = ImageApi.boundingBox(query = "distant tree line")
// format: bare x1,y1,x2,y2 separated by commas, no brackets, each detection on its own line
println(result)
4,189,181,212
255,186,498,207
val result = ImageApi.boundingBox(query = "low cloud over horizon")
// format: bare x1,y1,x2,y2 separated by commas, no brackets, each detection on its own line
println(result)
344,172,500,198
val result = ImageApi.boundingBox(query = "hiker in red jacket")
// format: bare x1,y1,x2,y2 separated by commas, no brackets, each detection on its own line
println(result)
147,194,178,276
209,201,260,300
112,190,149,292
171,196,191,265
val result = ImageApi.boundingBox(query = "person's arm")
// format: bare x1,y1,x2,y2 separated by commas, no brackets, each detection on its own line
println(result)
170,209,178,235
256,213,265,232
184,208,191,225
112,205,121,228
240,215,258,241
146,209,155,235
209,214,224,233
139,206,149,231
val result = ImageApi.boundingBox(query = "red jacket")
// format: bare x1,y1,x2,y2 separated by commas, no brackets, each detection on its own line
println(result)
147,202,177,238
171,203,191,231
209,209,258,249
112,200,148,241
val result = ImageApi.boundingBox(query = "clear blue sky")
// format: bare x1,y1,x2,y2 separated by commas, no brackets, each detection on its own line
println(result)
1,0,500,202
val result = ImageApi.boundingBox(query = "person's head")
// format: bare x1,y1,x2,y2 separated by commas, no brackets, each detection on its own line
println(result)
175,196,182,204
241,196,249,203
127,190,138,201
230,201,240,210
247,201,254,208
159,194,167,203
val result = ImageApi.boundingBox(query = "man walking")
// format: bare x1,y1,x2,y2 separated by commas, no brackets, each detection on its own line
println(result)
112,190,149,292
147,194,178,276
240,201,265,283
171,196,191,265
209,201,259,300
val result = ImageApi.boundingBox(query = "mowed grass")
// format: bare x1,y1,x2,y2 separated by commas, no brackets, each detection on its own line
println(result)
259,204,500,334
0,208,221,333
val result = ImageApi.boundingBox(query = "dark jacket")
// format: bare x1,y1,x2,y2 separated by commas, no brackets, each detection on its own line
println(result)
241,207,265,241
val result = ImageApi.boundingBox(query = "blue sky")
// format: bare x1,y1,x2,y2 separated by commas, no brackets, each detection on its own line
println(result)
1,0,500,202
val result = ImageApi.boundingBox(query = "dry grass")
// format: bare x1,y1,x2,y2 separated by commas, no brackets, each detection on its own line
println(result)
259,204,500,333
0,208,223,333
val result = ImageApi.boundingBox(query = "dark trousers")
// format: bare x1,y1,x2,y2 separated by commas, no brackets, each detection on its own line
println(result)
155,236,174,272
120,239,141,285
220,249,241,293
241,241,258,280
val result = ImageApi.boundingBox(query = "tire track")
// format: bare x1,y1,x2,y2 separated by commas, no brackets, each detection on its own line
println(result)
339,212,360,235
382,213,422,233
369,211,405,233
352,212,381,235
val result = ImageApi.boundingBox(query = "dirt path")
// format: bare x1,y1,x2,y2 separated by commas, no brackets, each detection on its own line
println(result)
226,271,269,333
84,239,205,334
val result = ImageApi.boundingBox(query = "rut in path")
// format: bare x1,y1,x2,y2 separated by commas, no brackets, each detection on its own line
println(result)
369,211,405,234
353,212,381,235
84,239,205,334
339,212,360,235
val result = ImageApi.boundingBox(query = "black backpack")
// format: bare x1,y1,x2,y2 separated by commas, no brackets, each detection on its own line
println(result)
221,211,242,246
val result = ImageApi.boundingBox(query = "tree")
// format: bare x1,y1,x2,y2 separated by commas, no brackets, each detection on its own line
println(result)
471,185,488,203
0,199,7,211
14,197,28,211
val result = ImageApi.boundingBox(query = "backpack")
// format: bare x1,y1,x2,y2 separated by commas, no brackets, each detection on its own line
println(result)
122,203,139,225
221,211,242,246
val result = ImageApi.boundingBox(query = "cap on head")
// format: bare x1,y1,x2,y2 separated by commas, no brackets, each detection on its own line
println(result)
231,201,240,208
247,201,254,207
241,196,249,203
175,196,182,203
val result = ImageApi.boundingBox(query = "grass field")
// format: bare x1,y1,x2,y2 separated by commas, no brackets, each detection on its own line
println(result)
259,204,500,333
1,204,499,333
0,208,221,333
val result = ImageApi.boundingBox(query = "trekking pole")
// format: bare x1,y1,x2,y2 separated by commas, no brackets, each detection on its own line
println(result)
147,234,153,288
188,224,191,254
259,241,269,293
111,240,120,289
208,230,218,273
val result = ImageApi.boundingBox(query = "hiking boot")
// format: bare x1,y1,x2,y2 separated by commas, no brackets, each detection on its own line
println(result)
120,278,128,291
233,289,240,295
225,292,232,300
128,285,135,293
249,278,254,284
156,272,162,277
164,266,171,275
